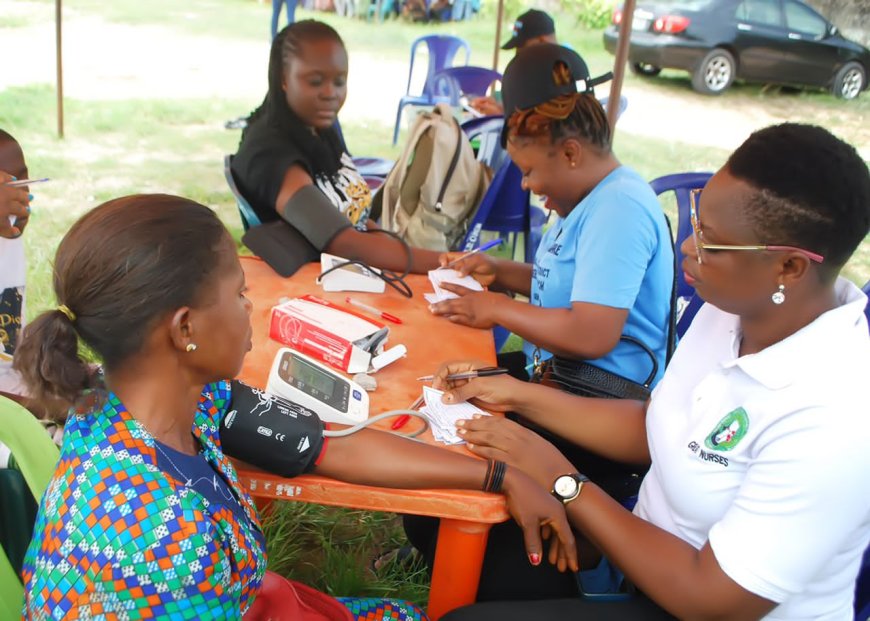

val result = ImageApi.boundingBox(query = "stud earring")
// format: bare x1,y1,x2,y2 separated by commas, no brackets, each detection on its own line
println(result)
569,161,576,168
771,284,785,305
186,343,198,352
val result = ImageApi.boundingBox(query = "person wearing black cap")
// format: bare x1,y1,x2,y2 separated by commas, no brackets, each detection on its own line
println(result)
470,9,557,116
414,44,675,601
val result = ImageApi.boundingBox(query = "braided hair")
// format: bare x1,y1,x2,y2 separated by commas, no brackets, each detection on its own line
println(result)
507,91,612,153
244,20,346,177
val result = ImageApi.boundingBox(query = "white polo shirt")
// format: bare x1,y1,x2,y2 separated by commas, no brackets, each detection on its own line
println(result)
635,277,870,620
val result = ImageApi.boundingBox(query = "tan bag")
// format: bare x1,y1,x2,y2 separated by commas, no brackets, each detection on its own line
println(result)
380,103,492,251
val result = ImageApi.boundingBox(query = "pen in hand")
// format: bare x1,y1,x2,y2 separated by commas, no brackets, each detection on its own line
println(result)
416,367,509,382
444,238,504,268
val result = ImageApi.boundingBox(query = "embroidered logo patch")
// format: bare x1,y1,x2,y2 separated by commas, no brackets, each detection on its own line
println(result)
552,60,572,86
704,407,749,451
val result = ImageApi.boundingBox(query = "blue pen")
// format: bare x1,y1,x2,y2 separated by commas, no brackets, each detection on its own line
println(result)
445,238,504,267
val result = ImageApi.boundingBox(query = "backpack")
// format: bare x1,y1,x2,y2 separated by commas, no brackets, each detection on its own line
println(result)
380,103,492,252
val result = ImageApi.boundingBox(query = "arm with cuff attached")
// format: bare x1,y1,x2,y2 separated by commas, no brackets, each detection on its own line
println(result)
276,169,442,273
220,380,327,476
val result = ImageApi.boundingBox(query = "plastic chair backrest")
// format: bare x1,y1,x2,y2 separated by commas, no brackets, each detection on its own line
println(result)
598,95,629,121
461,114,506,170
224,154,262,232
406,35,471,98
461,160,532,254
649,172,713,301
431,66,502,105
0,397,60,619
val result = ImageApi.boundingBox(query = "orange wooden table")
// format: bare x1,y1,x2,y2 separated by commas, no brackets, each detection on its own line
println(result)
235,256,509,620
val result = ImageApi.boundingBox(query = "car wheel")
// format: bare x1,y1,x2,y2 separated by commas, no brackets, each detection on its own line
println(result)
630,62,662,77
691,49,735,95
832,62,865,100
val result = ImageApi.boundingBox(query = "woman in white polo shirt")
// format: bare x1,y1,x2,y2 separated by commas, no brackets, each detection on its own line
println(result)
433,123,870,620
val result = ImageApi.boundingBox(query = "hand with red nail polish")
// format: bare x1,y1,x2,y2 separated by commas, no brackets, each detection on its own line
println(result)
502,466,578,574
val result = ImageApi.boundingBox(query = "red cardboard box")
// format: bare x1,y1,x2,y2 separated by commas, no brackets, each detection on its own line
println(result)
269,295,387,373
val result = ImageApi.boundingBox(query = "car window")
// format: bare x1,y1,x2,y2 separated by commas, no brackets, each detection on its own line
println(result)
784,0,826,36
736,0,783,27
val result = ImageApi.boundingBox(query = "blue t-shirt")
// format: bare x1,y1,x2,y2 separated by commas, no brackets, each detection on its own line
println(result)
524,165,673,386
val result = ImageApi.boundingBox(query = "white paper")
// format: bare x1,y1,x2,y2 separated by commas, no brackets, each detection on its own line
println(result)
420,386,489,444
427,268,484,302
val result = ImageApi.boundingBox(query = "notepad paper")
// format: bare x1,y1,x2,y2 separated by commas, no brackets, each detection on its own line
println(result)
419,386,489,444
426,268,484,303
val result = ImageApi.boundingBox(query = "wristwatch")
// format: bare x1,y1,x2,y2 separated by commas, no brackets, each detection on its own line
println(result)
551,473,589,505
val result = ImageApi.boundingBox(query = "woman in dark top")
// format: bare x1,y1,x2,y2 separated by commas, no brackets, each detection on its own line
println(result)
233,20,442,273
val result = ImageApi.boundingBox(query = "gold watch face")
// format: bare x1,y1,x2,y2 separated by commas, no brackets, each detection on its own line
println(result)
554,475,579,498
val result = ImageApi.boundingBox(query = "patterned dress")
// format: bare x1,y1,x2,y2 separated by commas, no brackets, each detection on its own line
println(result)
21,381,428,621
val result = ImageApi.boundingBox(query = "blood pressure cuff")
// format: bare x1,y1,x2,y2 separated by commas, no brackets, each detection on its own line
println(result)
220,380,326,478
241,185,352,277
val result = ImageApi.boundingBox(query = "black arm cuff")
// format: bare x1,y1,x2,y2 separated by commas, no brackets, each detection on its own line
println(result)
220,380,326,477
279,185,353,251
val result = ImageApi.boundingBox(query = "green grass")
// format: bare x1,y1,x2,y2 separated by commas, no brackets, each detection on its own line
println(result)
3,0,870,607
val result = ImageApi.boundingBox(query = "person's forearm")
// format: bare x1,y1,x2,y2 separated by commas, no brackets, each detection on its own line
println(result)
567,486,774,619
510,382,650,464
328,228,441,274
491,258,533,295
314,428,489,489
490,303,620,360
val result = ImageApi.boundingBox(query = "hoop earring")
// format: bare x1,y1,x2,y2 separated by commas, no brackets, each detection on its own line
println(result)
771,284,785,305
186,343,198,352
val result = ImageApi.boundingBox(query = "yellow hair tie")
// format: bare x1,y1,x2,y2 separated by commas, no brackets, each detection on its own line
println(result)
57,304,76,322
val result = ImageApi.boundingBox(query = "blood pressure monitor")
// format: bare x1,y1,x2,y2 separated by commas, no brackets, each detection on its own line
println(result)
266,348,370,426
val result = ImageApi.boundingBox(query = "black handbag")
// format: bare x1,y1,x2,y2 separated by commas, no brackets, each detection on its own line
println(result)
535,335,657,402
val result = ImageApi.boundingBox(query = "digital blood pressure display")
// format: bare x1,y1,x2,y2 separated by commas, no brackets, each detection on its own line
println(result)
266,348,369,425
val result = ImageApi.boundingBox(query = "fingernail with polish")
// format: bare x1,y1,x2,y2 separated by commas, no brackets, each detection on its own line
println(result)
28,193,33,201
529,553,541,566
26,206,31,214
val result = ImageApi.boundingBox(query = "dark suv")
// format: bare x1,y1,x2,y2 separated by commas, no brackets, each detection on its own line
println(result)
603,0,870,98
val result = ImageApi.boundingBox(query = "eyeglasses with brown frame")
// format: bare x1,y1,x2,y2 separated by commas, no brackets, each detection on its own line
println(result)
688,189,825,265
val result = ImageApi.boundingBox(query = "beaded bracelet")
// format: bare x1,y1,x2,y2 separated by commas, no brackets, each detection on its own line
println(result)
489,460,507,494
482,459,495,492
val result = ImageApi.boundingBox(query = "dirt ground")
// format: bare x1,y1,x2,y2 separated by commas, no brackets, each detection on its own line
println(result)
2,9,867,158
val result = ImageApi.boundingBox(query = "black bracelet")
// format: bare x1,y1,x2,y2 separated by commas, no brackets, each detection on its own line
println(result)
482,459,494,492
488,460,507,494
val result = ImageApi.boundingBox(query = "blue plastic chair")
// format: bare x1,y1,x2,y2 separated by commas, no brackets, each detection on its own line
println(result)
224,155,262,232
649,172,713,300
332,121,394,180
431,66,502,106
599,95,628,120
393,35,471,145
461,114,508,172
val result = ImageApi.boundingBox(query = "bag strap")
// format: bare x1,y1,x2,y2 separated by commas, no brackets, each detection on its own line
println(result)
433,115,464,213
616,335,658,388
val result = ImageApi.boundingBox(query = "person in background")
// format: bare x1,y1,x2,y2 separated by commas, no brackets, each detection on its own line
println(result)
0,130,31,405
233,20,443,274
271,0,298,40
471,9,557,116
438,122,870,619
15,193,576,620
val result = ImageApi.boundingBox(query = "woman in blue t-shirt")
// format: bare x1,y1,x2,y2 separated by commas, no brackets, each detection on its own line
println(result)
431,44,673,393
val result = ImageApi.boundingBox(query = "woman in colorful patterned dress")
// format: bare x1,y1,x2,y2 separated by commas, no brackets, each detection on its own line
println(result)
13,194,575,620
